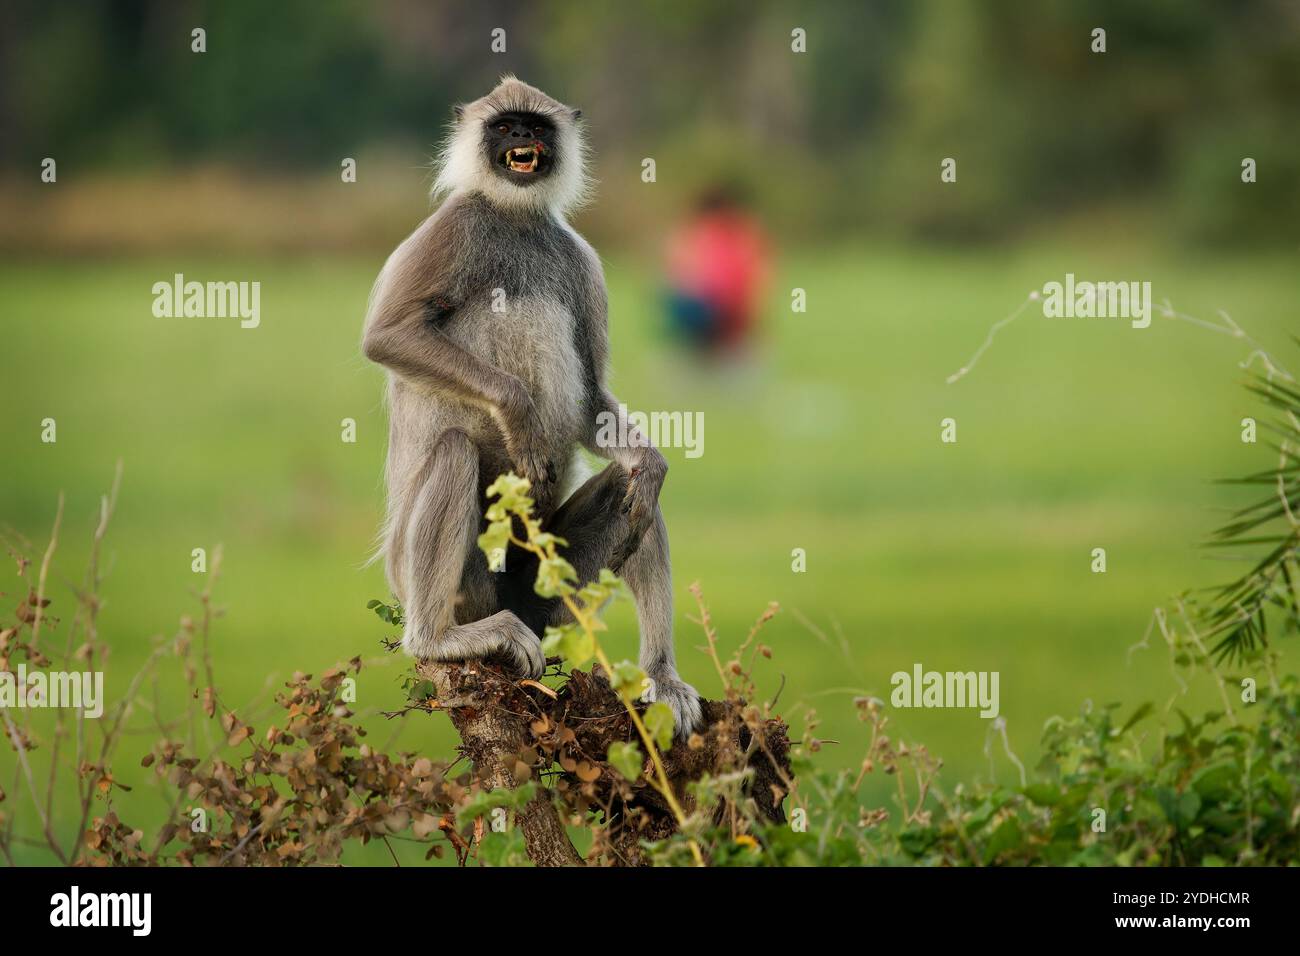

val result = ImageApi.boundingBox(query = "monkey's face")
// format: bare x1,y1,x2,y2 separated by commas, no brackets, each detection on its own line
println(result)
483,112,557,186
436,78,588,213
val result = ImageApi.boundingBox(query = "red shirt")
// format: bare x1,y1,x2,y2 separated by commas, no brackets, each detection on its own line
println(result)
667,211,769,342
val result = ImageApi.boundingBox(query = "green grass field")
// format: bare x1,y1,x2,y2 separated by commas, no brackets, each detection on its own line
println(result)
2,240,1294,864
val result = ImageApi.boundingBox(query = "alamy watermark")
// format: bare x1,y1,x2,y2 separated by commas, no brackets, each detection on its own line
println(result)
0,665,104,718
152,273,260,329
594,404,704,459
890,662,1000,719
1040,272,1152,329
50,886,151,936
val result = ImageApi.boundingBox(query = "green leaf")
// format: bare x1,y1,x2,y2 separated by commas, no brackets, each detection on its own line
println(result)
599,567,629,597
1191,762,1239,803
540,626,565,658
544,624,594,668
533,532,568,550
1023,784,1062,806
898,825,937,856
577,580,612,606
566,629,595,668
643,702,675,752
455,782,536,826
1155,787,1202,829
982,818,1023,864
1116,702,1153,737
485,472,532,511
534,555,577,598
477,519,511,560
608,741,644,781
607,660,646,697
407,679,436,703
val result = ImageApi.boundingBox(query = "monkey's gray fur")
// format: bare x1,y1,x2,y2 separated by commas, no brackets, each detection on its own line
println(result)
362,76,702,737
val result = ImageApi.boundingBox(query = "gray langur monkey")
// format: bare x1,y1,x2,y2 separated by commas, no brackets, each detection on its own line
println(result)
362,76,702,736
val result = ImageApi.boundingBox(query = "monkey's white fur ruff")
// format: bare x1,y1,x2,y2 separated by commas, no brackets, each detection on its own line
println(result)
432,75,591,216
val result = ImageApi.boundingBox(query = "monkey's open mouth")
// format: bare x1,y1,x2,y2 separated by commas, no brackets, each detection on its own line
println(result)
503,145,543,173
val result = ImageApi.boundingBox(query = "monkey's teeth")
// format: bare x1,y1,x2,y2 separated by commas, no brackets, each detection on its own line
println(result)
507,147,538,172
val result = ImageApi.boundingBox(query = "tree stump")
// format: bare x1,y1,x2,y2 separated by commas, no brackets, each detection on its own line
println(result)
416,659,792,866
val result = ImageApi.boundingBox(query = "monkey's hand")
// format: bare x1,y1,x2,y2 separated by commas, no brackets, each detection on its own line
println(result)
499,388,557,515
510,431,555,515
610,448,667,571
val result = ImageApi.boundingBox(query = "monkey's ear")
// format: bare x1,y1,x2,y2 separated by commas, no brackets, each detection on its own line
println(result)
452,104,465,120
571,108,582,120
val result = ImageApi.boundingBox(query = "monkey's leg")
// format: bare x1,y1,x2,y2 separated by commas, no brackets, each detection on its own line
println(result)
511,464,702,736
617,506,703,737
398,428,545,678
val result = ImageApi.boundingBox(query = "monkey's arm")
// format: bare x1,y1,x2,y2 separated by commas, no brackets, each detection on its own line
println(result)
363,301,553,495
569,242,666,554
363,207,543,439
538,229,664,552
365,303,512,411
579,390,656,467
582,389,667,568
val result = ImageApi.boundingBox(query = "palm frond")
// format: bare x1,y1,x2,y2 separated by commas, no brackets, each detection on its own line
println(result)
1202,368,1300,662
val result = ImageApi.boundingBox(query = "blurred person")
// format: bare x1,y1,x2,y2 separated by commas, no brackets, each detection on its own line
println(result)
664,185,770,358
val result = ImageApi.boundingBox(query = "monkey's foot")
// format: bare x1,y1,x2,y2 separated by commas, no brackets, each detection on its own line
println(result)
646,673,703,741
402,612,545,680
484,627,547,680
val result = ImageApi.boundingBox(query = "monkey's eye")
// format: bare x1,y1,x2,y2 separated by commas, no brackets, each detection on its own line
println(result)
532,126,545,135
496,123,510,134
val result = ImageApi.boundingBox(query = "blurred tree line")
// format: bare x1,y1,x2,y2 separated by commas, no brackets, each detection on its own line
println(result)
1,0,1296,244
